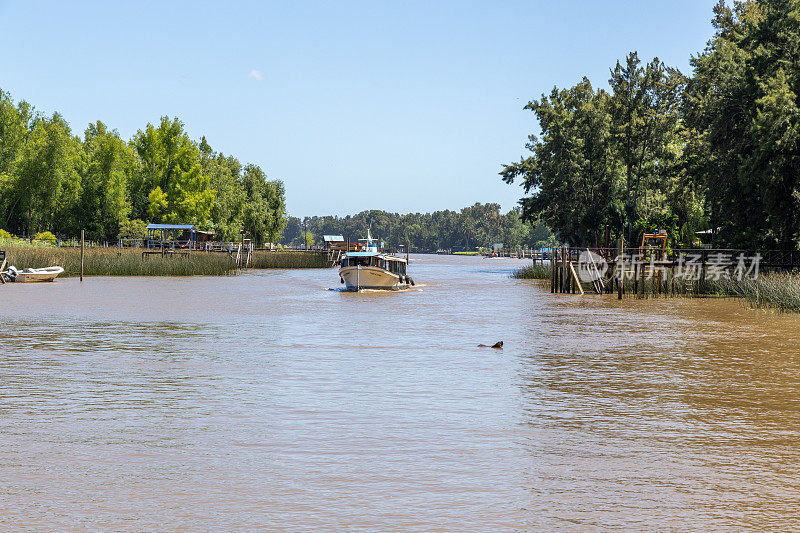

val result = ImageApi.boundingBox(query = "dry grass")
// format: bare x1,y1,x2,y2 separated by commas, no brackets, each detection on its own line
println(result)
3,246,237,277
1,243,331,276
250,250,329,269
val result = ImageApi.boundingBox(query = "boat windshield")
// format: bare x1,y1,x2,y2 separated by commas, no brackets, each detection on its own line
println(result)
342,255,406,275
344,256,372,267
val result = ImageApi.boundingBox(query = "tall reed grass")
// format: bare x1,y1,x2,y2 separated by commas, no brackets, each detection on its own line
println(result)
4,246,237,277
250,250,330,269
1,243,332,276
717,272,800,313
513,259,800,313
512,263,552,279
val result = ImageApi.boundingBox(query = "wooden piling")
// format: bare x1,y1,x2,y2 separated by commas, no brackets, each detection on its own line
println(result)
617,237,623,300
638,260,645,299
80,229,84,282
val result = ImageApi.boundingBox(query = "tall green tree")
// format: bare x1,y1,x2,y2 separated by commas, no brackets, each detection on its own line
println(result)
501,78,623,245
0,89,35,233
77,121,137,239
14,113,81,235
131,116,215,225
609,52,686,240
686,0,800,248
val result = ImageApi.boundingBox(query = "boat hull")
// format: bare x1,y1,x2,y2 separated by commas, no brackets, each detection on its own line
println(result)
14,267,64,283
339,266,407,290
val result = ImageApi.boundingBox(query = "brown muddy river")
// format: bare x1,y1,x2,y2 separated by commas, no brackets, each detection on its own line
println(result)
1,254,799,530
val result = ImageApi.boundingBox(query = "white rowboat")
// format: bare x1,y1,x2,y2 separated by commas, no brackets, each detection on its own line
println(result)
11,266,64,283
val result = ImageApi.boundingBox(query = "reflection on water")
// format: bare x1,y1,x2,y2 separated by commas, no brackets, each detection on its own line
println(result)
1,255,799,530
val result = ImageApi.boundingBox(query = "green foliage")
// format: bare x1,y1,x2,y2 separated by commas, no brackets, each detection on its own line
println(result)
131,117,215,225
0,93,287,244
284,204,555,251
502,78,625,246
0,228,13,239
685,0,800,249
502,55,699,247
78,121,136,239
118,218,147,240
505,0,800,251
33,231,57,243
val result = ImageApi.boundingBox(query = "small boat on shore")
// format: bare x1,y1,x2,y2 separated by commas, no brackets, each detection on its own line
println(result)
339,231,414,291
6,266,64,283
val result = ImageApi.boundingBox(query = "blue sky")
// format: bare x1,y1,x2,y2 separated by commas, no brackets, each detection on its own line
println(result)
0,0,717,217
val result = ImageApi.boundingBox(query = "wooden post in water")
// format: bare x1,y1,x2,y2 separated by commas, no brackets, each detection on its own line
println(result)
638,257,645,299
566,248,571,293
700,250,707,295
80,229,84,282
617,237,623,300
558,248,562,293
550,250,555,293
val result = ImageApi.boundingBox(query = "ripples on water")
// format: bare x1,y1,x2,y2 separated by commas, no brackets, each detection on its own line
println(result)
1,256,799,530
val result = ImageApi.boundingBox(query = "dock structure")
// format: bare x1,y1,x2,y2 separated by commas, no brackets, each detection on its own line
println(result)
548,243,800,299
483,249,547,260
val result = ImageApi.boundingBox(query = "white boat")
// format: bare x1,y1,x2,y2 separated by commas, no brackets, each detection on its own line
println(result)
338,231,414,291
8,266,64,283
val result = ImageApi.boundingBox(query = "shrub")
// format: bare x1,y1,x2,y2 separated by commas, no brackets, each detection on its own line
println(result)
118,219,148,240
33,231,57,243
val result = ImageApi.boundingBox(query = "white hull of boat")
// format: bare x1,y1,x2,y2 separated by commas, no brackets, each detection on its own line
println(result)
339,266,407,290
14,266,64,283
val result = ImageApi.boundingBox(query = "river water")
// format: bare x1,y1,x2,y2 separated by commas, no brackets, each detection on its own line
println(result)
1,254,799,530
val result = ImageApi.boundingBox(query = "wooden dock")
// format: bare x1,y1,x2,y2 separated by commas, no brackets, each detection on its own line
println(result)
548,245,800,299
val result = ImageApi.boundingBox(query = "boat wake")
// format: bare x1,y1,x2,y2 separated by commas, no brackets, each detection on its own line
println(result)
326,286,424,293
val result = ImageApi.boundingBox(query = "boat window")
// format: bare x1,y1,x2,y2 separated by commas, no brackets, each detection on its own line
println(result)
349,256,370,267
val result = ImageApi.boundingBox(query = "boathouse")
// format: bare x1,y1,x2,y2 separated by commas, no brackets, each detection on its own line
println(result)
146,224,214,250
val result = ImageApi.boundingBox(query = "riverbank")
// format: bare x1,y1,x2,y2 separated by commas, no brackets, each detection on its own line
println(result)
512,262,800,313
2,246,330,277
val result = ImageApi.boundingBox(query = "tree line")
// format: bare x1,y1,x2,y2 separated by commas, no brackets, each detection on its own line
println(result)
282,203,555,252
502,0,800,250
0,93,286,245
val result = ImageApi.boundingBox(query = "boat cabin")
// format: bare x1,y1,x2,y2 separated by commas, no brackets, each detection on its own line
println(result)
341,253,406,275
